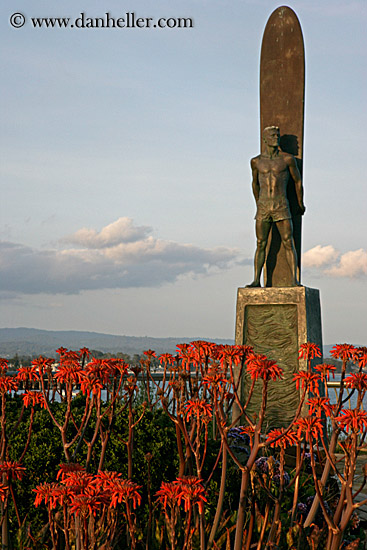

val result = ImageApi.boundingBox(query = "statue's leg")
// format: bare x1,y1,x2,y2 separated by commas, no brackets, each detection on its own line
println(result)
246,220,271,287
276,219,301,286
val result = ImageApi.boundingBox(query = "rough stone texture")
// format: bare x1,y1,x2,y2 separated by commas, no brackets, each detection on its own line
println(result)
233,286,323,428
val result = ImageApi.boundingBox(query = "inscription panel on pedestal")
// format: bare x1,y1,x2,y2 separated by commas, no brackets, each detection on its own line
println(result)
243,304,299,428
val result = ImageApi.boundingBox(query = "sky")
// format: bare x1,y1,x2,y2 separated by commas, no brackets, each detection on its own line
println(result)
1,0,366,345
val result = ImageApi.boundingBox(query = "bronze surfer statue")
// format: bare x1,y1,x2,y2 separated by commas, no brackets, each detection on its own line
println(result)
247,126,305,287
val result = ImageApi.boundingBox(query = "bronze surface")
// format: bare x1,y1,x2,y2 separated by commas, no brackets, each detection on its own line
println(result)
260,6,305,286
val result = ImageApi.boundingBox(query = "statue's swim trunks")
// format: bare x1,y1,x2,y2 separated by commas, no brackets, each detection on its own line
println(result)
255,197,292,222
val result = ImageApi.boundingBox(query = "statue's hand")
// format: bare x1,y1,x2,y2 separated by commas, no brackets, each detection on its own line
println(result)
298,204,306,215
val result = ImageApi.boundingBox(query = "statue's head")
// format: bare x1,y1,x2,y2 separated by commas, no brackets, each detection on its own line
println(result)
263,126,280,146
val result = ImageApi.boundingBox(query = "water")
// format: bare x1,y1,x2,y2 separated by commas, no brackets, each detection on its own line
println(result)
327,373,366,410
13,373,366,411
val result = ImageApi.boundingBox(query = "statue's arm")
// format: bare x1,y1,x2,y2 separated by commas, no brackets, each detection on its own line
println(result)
288,156,306,214
250,157,260,202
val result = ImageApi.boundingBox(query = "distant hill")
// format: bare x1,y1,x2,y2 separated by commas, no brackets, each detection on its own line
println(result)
0,328,355,359
323,345,335,358
0,328,233,358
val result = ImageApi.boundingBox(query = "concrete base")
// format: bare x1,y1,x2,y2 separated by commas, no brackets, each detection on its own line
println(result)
234,286,323,429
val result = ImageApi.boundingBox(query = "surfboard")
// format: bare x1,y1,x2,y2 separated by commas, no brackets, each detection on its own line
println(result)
260,6,305,287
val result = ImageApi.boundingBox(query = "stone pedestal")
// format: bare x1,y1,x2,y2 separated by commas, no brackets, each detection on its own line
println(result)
234,286,323,429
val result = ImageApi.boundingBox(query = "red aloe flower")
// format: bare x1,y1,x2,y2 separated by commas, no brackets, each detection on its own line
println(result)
240,425,255,437
240,425,255,447
159,353,175,366
335,409,367,434
355,347,367,369
307,397,334,417
298,343,322,361
217,345,243,367
54,364,83,385
33,482,61,509
56,347,68,356
84,358,115,385
69,491,105,518
0,376,18,394
16,366,39,382
143,349,156,360
266,428,298,449
94,470,123,491
183,349,200,370
175,477,207,514
0,483,8,502
108,479,142,509
49,484,70,507
0,359,8,374
56,463,85,481
31,356,54,374
330,344,356,362
156,481,181,509
235,345,254,362
295,417,323,440
79,347,90,359
110,358,129,376
202,365,228,391
0,461,26,481
80,375,104,396
190,340,217,361
176,345,194,370
344,373,367,392
60,350,81,363
314,363,336,380
61,470,94,492
246,354,283,382
22,391,46,409
184,399,212,422
293,371,321,396
176,343,190,353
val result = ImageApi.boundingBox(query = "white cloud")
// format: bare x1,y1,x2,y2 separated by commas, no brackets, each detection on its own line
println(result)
325,249,367,278
302,245,340,268
303,245,367,279
62,217,152,248
0,218,245,297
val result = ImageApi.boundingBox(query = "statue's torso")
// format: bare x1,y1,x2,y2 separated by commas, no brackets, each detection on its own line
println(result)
255,153,291,201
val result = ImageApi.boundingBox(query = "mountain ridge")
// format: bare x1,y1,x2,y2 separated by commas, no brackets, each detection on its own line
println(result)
0,327,233,357
0,327,347,358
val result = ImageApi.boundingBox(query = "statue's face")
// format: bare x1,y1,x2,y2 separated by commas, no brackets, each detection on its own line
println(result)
263,127,280,147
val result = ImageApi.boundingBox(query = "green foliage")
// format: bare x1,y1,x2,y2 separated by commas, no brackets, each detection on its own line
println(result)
7,397,64,539
5,396,183,545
